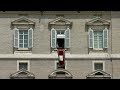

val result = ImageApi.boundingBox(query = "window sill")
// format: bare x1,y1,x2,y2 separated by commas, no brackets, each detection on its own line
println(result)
54,49,67,51
93,48,103,50
18,48,29,51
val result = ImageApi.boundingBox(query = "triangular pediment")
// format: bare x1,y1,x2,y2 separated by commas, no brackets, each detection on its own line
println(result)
11,17,35,25
10,69,35,79
49,17,72,25
48,69,73,78
86,70,111,78
86,17,110,25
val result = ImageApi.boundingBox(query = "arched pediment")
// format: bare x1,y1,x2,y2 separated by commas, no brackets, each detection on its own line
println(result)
86,70,111,79
10,69,35,79
49,17,72,25
86,17,110,26
11,17,35,25
48,69,73,79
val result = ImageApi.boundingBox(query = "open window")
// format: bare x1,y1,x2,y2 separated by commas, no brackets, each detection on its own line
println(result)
49,17,72,51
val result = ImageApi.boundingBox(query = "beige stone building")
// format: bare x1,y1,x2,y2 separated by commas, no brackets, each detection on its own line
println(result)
0,11,120,79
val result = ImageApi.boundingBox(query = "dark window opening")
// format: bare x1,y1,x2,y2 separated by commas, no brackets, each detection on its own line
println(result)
57,38,64,48
19,63,28,70
94,63,103,71
57,62,65,69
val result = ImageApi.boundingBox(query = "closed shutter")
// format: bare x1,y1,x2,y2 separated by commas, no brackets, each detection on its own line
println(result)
89,28,94,48
28,28,33,48
51,28,56,48
14,28,19,48
103,28,108,48
65,28,70,48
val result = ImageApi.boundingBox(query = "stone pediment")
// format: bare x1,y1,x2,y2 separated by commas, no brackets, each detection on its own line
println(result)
86,17,110,25
11,17,35,25
48,69,73,79
49,17,72,25
86,70,111,78
10,69,35,79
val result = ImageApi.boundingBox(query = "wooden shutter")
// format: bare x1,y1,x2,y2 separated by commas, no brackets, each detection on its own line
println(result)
89,28,94,48
103,28,108,48
65,28,70,48
51,28,56,48
28,28,33,48
14,28,19,48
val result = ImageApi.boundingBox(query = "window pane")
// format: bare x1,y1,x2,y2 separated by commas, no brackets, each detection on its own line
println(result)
19,44,23,48
94,35,98,48
94,31,103,49
19,63,28,70
99,36,103,48
19,31,24,34
24,35,28,39
61,31,65,34
24,31,28,34
95,63,103,70
19,35,23,39
24,44,28,48
19,40,23,43
57,31,60,34
24,40,28,43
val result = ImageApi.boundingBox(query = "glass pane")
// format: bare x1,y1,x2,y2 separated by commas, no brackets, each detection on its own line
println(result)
19,63,28,70
94,36,98,48
19,40,23,43
24,35,28,39
24,30,28,35
95,63,103,70
61,31,65,34
19,35,23,39
57,31,60,34
99,36,103,48
19,44,23,48
24,40,28,43
19,31,24,34
94,32,97,36
24,44,28,48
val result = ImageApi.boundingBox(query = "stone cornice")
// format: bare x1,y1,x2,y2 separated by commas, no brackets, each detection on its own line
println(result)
0,53,119,60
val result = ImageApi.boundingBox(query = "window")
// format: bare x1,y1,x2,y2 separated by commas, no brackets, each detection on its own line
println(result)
19,30,28,48
93,61,105,71
89,27,108,49
14,28,33,49
94,31,103,48
17,61,30,71
51,28,70,49
55,61,67,70
19,63,28,70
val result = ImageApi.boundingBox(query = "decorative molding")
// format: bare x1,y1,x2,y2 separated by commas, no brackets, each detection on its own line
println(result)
48,69,73,79
86,70,111,79
49,17,72,29
86,17,110,26
11,17,35,25
10,68,35,79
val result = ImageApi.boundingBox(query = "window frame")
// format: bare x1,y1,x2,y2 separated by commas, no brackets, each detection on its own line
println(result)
88,27,108,50
54,61,67,70
92,61,105,71
14,27,33,50
51,28,70,49
17,60,30,71
19,30,29,48
93,31,103,50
